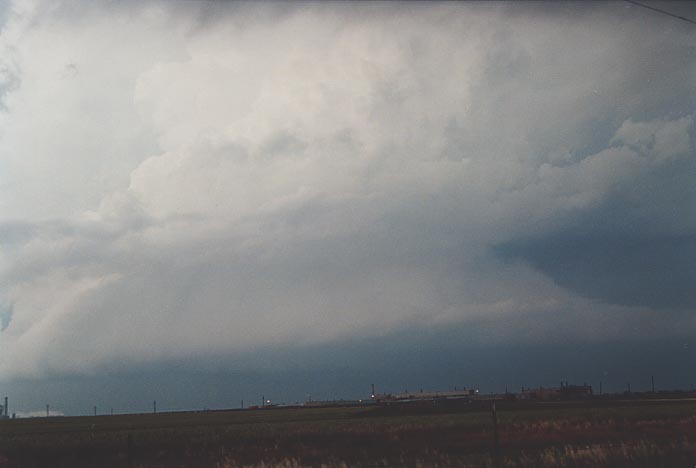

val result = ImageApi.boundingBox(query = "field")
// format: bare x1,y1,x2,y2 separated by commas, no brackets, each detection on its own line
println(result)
1,399,695,467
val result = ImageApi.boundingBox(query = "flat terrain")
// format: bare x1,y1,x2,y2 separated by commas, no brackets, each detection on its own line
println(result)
1,399,695,467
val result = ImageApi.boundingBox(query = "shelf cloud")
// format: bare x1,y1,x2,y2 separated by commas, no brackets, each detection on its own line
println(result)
0,0,694,381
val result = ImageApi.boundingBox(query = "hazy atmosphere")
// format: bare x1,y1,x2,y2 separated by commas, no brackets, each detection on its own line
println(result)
0,0,695,416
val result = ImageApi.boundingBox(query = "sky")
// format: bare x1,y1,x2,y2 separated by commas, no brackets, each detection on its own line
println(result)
0,0,695,416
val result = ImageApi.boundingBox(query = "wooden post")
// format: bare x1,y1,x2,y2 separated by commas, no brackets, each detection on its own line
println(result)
491,402,499,466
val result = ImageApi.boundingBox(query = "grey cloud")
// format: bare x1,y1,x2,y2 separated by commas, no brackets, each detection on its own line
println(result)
496,234,696,310
4,324,696,416
259,132,307,158
0,221,37,245
494,114,696,310
0,1,695,381
0,302,12,331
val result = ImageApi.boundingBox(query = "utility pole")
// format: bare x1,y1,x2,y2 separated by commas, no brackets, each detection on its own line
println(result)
241,399,244,409
153,400,157,414
94,406,97,416
46,404,49,417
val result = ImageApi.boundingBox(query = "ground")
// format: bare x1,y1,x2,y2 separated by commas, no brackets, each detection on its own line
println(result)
1,398,695,467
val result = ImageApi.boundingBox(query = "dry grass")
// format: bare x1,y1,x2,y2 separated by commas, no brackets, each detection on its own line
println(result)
1,400,695,467
207,438,696,468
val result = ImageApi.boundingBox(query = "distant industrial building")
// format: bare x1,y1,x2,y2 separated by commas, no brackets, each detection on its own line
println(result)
371,384,479,404
519,382,592,401
304,399,372,408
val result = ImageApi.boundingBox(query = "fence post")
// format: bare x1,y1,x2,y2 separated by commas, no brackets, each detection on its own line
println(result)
491,401,499,467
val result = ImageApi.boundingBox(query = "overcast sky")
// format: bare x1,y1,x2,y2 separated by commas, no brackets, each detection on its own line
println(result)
0,1,695,415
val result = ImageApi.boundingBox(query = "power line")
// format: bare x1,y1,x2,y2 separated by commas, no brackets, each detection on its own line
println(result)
625,0,696,26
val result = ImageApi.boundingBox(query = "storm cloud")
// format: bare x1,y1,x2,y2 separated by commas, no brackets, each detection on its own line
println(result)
0,0,694,391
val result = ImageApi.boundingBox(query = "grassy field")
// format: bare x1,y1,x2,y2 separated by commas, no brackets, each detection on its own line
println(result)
1,399,695,467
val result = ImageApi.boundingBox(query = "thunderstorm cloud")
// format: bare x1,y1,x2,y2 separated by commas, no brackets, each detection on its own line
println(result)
0,0,694,386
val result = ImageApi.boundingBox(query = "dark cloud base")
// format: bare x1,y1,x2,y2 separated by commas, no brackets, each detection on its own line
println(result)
495,234,696,309
3,323,695,416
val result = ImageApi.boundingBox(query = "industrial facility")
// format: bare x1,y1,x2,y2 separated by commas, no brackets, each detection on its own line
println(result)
354,382,595,407
370,383,479,404
519,382,593,401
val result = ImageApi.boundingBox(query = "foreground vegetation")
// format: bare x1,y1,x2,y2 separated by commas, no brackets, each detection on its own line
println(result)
0,399,695,467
